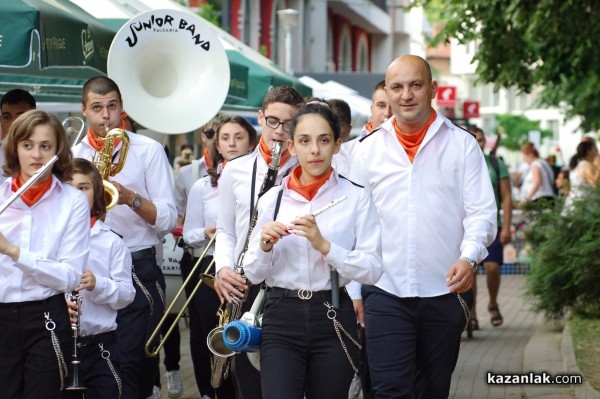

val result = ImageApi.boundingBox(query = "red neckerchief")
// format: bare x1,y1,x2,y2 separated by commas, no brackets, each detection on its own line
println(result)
11,172,53,207
86,114,127,151
364,121,375,133
287,165,333,201
394,110,437,163
203,148,214,169
90,216,98,228
258,136,291,167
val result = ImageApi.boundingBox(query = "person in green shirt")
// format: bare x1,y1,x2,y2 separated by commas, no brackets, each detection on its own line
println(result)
471,126,513,329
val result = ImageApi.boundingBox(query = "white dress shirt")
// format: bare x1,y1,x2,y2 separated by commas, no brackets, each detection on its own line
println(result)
0,176,90,302
215,148,297,273
174,157,209,216
80,220,135,336
243,172,383,290
183,175,218,256
350,114,497,298
73,131,177,252
332,140,355,177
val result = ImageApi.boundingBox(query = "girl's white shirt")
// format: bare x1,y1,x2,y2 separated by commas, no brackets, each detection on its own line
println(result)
183,175,218,256
79,219,135,336
215,148,297,273
242,171,383,292
0,176,90,302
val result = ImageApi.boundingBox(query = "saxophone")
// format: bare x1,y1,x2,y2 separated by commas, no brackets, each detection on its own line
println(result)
207,141,283,388
94,125,130,216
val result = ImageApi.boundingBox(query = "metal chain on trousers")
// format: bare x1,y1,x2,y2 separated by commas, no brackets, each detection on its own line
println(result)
98,343,122,398
44,312,68,391
324,302,362,374
132,268,154,315
456,293,471,331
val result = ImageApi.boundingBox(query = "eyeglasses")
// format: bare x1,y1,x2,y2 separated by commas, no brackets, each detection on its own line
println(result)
203,129,215,139
264,116,292,132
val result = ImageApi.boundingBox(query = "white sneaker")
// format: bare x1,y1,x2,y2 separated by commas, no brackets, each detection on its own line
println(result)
165,370,184,398
146,385,160,399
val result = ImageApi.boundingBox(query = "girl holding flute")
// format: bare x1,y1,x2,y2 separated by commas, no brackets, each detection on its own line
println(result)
242,102,383,399
0,110,90,398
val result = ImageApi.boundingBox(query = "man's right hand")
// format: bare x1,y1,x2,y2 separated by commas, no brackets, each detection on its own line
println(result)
215,267,248,304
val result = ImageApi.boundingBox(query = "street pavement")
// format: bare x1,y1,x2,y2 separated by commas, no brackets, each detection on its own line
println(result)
156,274,580,398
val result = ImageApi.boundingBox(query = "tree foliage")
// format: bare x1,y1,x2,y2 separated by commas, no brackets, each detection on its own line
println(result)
416,0,600,132
198,2,221,27
495,114,553,151
523,187,600,319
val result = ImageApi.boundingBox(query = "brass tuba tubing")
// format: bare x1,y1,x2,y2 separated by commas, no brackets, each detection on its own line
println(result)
145,234,217,357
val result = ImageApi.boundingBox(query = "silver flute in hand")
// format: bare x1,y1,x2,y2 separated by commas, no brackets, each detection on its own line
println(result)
262,195,347,244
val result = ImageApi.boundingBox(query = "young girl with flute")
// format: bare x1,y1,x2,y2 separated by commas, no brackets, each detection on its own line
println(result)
182,116,257,399
242,102,384,399
64,158,135,398
0,110,91,398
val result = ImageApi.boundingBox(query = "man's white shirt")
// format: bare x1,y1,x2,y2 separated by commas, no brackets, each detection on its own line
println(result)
350,114,497,298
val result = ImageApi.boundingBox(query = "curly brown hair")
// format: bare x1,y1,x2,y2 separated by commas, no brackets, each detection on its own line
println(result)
3,110,73,181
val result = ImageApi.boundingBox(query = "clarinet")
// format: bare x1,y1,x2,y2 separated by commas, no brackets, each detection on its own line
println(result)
235,140,284,275
65,291,86,391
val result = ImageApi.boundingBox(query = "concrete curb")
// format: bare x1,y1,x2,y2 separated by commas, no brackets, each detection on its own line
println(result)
562,323,600,399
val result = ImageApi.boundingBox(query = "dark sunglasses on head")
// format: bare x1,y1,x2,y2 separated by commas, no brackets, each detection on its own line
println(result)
203,129,215,139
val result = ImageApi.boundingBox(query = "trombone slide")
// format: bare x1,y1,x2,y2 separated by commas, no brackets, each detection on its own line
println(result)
145,234,217,357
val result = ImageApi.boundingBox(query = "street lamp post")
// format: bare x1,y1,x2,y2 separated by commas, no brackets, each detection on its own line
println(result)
277,9,299,75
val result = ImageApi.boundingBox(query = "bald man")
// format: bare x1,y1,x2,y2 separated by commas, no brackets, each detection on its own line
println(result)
351,55,496,398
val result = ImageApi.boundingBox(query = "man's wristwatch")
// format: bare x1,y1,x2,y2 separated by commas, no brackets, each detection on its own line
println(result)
459,257,478,274
130,192,142,209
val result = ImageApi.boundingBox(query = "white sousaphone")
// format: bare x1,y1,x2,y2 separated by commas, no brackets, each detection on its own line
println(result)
107,8,230,134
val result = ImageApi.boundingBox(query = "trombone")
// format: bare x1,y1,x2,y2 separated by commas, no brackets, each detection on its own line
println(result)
145,234,217,357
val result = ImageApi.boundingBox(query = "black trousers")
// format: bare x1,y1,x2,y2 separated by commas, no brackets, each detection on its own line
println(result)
61,332,121,399
358,324,373,399
363,286,472,399
260,288,358,399
179,252,235,398
0,293,73,399
117,248,165,399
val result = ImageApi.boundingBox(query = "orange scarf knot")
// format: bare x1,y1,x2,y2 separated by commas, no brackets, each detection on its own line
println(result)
11,172,53,207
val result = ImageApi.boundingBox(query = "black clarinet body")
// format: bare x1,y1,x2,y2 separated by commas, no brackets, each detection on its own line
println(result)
65,290,86,391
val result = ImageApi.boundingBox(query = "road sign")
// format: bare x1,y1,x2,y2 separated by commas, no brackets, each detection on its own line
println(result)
463,101,480,118
436,86,456,107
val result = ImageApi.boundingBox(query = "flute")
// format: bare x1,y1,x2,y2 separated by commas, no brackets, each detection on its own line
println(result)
262,195,347,245
0,155,58,215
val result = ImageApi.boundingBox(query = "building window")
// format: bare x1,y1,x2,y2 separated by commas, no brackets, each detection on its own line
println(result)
356,34,368,72
339,25,352,71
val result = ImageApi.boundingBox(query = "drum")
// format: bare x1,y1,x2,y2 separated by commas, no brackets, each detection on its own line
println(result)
161,233,187,315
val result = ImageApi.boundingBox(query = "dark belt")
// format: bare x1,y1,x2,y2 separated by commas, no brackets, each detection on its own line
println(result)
80,331,117,347
131,247,156,261
266,286,347,301
0,293,65,310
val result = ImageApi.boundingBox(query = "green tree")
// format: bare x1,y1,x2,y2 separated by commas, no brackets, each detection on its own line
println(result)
495,114,553,151
416,0,600,132
198,2,221,27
